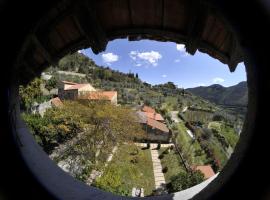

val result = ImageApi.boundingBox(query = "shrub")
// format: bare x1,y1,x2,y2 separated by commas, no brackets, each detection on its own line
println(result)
157,142,161,150
162,167,168,173
163,148,169,154
158,154,164,159
169,171,204,192
130,147,139,155
130,156,139,164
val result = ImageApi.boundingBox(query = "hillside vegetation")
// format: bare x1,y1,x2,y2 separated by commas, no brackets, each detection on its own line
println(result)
186,82,247,107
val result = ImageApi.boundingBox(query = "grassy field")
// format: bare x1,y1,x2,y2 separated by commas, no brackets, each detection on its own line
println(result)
176,122,208,166
158,148,186,184
220,123,239,148
94,144,155,196
208,121,239,148
208,137,229,169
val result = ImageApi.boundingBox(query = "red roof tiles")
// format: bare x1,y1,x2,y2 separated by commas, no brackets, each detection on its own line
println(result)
81,91,117,101
142,105,156,113
144,112,164,121
147,118,169,133
194,165,215,179
64,83,89,90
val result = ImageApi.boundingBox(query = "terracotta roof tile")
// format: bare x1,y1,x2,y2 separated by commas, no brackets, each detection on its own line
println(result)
64,83,89,90
62,81,78,85
144,112,164,121
147,118,169,133
194,165,215,179
81,91,117,101
142,105,156,113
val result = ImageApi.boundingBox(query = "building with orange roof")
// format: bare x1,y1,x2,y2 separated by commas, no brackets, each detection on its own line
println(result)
136,105,170,142
79,91,117,105
144,112,164,122
142,105,156,113
145,118,171,142
58,81,96,100
193,165,215,180
136,110,171,142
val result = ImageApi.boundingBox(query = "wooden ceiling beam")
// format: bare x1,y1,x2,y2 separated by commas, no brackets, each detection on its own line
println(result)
185,0,208,55
73,0,108,54
30,34,57,66
228,37,243,72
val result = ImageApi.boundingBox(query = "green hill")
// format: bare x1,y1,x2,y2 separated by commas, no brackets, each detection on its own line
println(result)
186,82,247,107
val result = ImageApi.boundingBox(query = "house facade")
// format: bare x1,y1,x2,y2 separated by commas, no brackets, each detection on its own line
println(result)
136,106,171,143
58,81,96,100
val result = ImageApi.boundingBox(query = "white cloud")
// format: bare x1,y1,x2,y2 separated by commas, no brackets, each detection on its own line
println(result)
129,50,162,67
198,83,206,86
174,59,181,63
176,44,189,57
129,51,137,61
176,44,185,52
101,53,119,65
212,77,225,84
162,74,167,78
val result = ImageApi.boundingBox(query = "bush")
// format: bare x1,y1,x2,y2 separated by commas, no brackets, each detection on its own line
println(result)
94,165,129,196
163,147,169,154
169,171,204,192
158,154,164,159
130,156,139,164
157,142,161,150
162,167,168,173
130,147,139,155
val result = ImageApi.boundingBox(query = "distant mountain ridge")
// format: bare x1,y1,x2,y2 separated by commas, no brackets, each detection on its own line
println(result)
186,81,248,107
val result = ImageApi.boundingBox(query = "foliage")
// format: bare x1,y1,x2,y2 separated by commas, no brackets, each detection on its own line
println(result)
21,102,85,153
169,170,204,192
162,167,168,173
19,78,44,111
22,100,144,157
94,144,155,196
94,164,129,196
158,154,164,159
45,76,58,91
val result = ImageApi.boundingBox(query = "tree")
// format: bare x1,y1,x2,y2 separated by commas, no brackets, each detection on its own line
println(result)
169,170,204,192
19,78,44,112
45,76,58,91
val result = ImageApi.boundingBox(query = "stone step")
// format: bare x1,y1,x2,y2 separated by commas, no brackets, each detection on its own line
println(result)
155,176,165,179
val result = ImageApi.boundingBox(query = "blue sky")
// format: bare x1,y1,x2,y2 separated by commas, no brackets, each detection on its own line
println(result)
79,39,246,89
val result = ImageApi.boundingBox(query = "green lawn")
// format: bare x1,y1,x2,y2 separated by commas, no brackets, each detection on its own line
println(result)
176,122,208,166
94,144,155,196
208,137,229,169
208,121,239,149
220,123,239,148
158,148,186,184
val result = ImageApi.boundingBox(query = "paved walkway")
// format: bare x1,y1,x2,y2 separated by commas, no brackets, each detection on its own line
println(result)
170,111,181,123
150,149,166,189
135,143,174,148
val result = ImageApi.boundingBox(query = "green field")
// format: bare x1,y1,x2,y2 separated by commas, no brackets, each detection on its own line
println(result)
94,144,155,196
158,148,186,184
176,122,208,166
